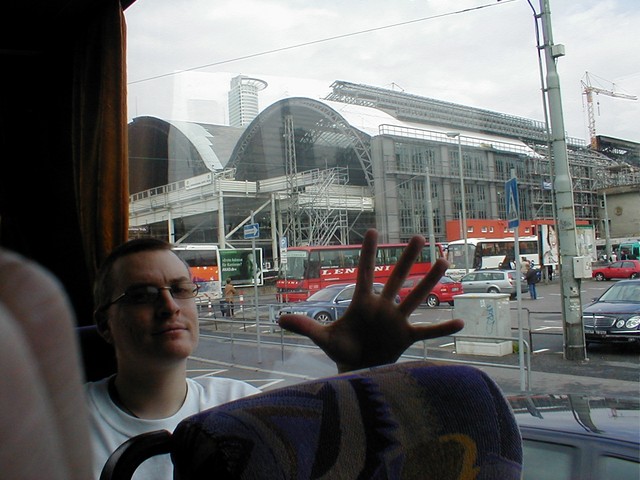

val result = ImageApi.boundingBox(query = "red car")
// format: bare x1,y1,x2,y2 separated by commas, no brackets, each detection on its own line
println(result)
592,260,640,281
398,275,463,307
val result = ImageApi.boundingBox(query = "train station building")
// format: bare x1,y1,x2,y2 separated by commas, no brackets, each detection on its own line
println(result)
127,80,640,265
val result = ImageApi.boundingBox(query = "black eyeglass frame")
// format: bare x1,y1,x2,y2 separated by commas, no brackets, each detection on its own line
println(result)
98,282,199,311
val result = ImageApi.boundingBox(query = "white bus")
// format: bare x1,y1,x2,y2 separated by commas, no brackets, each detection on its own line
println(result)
446,236,540,280
173,244,222,306
172,244,265,307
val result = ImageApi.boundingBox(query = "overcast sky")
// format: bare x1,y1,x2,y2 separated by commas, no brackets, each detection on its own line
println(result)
125,0,640,144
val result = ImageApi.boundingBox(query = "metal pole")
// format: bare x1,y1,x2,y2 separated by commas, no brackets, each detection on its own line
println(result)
511,168,526,391
458,136,469,273
446,132,469,273
424,171,437,263
538,0,586,361
250,211,262,363
602,191,612,260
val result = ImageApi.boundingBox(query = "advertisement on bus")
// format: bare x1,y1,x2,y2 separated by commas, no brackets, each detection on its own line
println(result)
539,224,559,268
220,248,264,287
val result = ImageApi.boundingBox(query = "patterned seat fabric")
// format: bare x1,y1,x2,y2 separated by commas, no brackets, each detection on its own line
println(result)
171,361,522,479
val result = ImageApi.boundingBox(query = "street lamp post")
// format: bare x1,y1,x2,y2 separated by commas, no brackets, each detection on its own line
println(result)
424,171,437,264
538,0,586,361
447,132,469,273
602,190,612,260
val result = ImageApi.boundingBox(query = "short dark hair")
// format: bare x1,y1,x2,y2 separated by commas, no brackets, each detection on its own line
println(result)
93,238,187,324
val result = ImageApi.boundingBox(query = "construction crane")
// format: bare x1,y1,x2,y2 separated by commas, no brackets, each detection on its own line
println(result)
581,71,637,149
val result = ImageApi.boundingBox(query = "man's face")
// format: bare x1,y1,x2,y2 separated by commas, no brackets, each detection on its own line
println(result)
102,249,199,370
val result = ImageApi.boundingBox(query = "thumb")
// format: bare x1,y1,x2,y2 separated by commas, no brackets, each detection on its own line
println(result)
278,314,326,343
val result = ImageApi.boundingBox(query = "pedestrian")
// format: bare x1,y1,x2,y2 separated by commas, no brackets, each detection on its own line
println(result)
520,257,531,275
525,267,538,300
85,229,464,479
223,277,237,317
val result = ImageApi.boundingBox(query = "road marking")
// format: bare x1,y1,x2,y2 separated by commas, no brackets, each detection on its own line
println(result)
189,355,314,380
534,326,563,331
439,342,455,347
533,348,550,354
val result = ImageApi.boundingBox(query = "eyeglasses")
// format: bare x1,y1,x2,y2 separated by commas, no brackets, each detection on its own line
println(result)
100,282,199,310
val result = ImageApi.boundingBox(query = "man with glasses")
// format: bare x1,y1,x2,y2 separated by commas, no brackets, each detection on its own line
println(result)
85,230,464,479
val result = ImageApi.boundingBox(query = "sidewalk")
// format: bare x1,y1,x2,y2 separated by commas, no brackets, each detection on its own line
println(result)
477,364,639,397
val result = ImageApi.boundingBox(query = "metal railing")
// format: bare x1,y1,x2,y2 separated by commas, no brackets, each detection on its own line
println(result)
196,301,534,391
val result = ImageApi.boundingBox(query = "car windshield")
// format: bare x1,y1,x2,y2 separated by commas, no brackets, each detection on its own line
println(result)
599,283,640,303
307,286,348,302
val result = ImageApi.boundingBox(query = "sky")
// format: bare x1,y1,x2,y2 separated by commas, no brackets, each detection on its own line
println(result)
125,0,640,144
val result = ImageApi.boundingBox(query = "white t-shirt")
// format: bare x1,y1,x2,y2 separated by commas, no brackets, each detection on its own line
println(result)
85,376,261,480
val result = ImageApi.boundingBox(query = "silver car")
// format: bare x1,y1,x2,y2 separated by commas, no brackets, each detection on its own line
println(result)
460,269,527,299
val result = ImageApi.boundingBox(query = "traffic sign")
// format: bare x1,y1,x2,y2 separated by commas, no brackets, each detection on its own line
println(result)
280,236,288,249
505,178,519,228
243,223,260,239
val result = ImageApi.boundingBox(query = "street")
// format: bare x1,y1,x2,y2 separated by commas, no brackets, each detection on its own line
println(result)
188,278,639,397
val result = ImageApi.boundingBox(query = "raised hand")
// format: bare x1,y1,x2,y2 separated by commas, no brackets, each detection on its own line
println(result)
278,229,464,373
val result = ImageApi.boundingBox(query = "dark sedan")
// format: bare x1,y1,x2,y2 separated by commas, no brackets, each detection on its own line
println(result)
582,279,640,346
508,393,639,479
277,282,387,323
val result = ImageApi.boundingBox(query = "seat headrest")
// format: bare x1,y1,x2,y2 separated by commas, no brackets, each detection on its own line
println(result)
171,362,523,479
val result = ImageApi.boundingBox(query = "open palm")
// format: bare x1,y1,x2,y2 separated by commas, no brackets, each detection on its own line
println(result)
278,229,464,373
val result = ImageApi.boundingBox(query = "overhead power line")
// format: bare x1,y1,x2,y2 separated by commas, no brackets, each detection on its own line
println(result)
128,1,515,85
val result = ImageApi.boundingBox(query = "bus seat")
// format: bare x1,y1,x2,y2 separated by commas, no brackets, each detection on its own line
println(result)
0,247,93,479
77,325,117,382
99,361,523,479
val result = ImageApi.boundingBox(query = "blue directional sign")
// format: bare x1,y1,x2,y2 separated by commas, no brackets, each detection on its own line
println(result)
505,178,520,228
243,223,260,239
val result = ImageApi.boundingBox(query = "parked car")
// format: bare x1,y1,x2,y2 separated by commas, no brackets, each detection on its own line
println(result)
459,269,527,299
592,260,640,281
508,393,640,480
582,279,640,346
398,275,463,307
277,282,389,323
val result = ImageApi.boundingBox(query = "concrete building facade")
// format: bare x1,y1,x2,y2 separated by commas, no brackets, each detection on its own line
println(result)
127,81,640,265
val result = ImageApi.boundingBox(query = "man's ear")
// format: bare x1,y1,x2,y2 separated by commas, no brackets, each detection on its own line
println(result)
94,311,113,345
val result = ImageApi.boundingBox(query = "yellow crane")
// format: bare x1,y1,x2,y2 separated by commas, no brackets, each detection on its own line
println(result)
581,71,637,149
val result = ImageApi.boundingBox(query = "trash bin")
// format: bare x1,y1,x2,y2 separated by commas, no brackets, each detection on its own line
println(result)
454,293,512,356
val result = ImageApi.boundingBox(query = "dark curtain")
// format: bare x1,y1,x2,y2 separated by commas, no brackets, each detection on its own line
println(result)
72,1,130,283
0,0,131,325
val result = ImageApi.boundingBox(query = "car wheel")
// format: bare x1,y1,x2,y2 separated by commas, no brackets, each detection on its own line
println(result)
313,311,333,323
595,272,605,281
426,294,440,308
488,287,499,293
448,301,455,306
631,273,639,279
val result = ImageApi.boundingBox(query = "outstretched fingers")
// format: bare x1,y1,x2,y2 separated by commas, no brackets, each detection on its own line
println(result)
410,318,465,343
397,258,449,315
353,229,377,299
380,234,425,302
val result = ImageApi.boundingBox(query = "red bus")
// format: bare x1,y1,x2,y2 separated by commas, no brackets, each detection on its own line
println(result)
276,242,444,302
